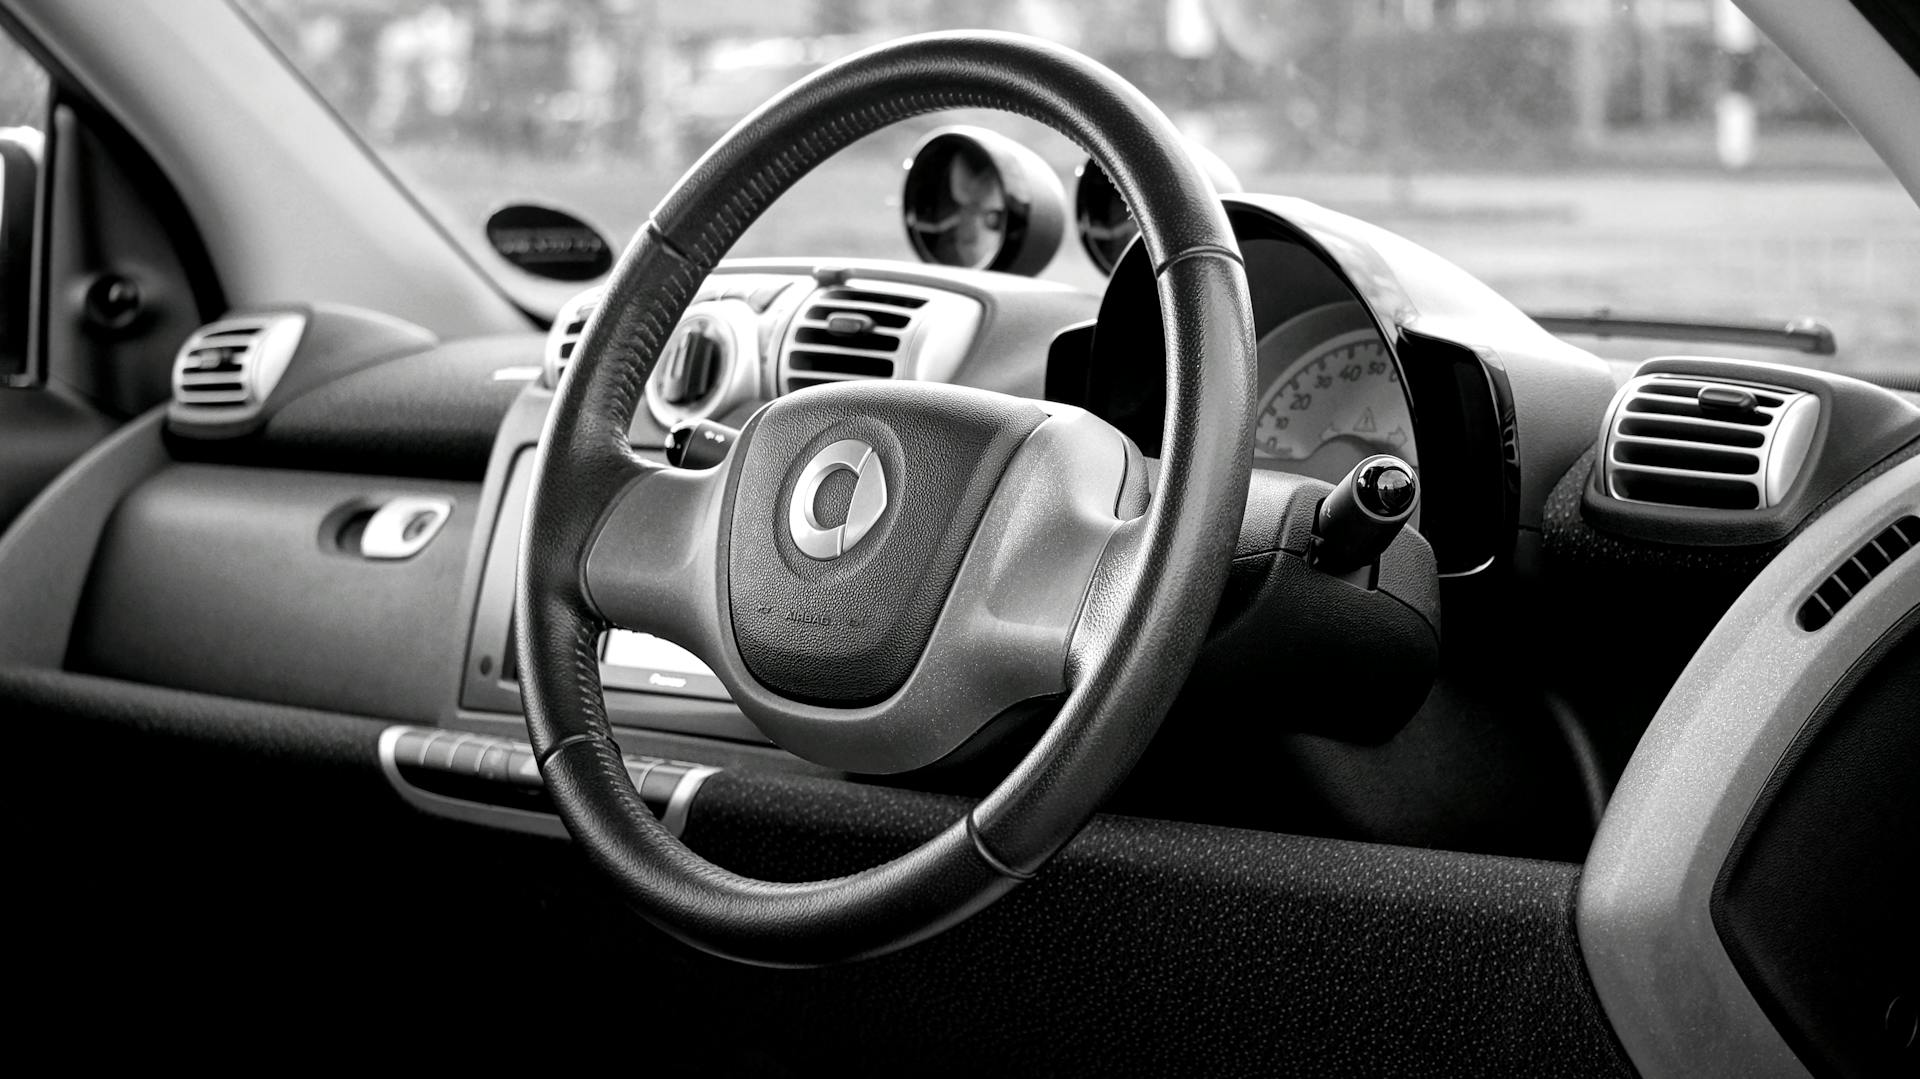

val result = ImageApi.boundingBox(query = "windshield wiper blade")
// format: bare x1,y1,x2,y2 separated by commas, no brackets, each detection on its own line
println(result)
1530,310,1837,356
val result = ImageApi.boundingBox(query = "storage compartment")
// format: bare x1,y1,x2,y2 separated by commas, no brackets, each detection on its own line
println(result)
67,464,478,721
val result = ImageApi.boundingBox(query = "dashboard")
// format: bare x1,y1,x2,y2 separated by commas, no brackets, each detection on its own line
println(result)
25,119,1920,873
7,15,1919,1069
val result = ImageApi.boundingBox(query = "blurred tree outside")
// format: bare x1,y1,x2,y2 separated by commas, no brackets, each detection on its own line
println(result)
241,0,1865,174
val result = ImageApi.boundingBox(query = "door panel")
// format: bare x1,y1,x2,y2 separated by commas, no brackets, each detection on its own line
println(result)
0,17,220,535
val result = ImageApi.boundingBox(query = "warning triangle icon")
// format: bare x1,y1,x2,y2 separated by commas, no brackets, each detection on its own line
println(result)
1356,407,1377,434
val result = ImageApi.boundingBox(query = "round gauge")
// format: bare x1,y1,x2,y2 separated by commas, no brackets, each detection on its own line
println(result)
1255,321,1417,484
902,126,1064,276
1075,141,1242,275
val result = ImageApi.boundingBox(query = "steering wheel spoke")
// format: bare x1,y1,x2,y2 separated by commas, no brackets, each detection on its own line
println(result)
582,456,731,657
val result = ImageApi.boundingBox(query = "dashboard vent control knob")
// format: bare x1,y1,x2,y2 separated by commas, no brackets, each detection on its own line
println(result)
1312,454,1419,577
1697,384,1758,413
825,312,876,336
659,321,724,404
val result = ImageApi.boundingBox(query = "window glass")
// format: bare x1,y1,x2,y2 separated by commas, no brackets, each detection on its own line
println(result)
0,28,48,129
235,1,1917,373
0,25,49,383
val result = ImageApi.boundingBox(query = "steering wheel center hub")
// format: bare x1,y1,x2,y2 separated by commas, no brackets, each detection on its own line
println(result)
725,381,1045,707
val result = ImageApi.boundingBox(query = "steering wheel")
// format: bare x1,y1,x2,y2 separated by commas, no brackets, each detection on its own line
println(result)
515,30,1255,967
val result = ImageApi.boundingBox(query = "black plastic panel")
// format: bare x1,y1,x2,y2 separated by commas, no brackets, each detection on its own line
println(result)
167,334,538,481
4,665,1632,1077
67,464,477,721
1714,605,1920,1078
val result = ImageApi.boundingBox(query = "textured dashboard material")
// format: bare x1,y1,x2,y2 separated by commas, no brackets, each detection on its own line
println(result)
671,768,1635,1078
3,665,1631,1078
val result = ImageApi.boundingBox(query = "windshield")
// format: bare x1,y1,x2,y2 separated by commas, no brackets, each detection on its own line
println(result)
235,0,1917,373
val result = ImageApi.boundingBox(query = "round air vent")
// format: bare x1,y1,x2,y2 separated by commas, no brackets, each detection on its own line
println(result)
901,126,1064,276
643,301,757,429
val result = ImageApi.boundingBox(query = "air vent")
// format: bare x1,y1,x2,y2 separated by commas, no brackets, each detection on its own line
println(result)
542,286,603,388
1601,374,1820,510
777,280,982,394
780,286,925,392
168,313,307,432
1797,515,1920,631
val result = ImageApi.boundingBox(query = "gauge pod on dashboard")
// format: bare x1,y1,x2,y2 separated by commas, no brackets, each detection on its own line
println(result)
901,126,1064,276
1075,141,1241,275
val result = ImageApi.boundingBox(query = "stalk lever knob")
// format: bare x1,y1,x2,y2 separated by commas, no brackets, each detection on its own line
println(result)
1312,454,1418,575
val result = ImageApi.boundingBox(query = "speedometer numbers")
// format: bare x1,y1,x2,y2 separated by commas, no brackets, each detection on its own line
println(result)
1254,330,1415,470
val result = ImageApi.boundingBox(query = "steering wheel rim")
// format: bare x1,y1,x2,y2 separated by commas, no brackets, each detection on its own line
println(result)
515,30,1255,967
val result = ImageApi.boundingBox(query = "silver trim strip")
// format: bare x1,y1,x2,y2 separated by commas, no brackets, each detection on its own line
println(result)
378,725,567,840
377,726,714,840
661,765,721,837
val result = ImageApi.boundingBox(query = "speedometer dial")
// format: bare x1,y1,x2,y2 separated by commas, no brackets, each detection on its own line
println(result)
1255,327,1416,481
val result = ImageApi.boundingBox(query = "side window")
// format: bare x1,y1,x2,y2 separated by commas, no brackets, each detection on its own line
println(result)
0,27,50,384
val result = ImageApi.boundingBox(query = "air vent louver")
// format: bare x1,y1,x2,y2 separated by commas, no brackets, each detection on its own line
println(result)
780,286,926,392
542,286,603,388
1602,374,1820,510
168,313,307,432
1797,515,1920,631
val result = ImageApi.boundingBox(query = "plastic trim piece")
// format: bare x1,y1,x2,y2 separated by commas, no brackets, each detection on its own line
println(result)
540,285,601,389
0,407,170,667
1579,451,1920,1079
359,496,453,560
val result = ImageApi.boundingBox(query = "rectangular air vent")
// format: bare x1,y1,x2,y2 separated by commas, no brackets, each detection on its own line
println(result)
542,286,603,387
781,286,925,392
168,313,307,432
1797,515,1920,631
1602,374,1820,510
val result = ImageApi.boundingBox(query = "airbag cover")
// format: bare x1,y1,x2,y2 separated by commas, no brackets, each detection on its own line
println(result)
724,380,1044,705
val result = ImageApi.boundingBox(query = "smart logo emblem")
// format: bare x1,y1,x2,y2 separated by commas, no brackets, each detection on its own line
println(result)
788,439,888,560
